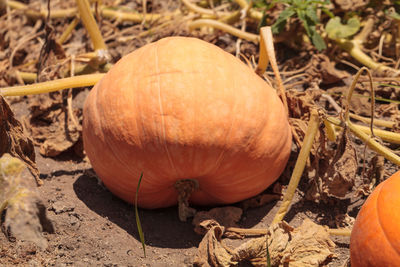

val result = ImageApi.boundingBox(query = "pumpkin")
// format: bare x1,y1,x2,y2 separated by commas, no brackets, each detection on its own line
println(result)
82,36,292,209
350,170,400,266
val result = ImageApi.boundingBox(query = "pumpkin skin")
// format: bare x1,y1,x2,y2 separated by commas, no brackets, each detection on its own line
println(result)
350,170,400,267
82,37,292,209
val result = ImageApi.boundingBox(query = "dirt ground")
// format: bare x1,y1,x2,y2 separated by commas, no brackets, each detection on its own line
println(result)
1,0,400,266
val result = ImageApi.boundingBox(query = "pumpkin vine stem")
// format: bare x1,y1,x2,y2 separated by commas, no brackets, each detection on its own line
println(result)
256,26,288,115
326,67,400,166
273,109,320,224
189,19,259,43
0,74,104,97
174,179,199,222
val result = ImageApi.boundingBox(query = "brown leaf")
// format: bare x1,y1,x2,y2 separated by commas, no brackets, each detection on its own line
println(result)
356,155,385,196
193,207,242,235
194,219,335,267
307,130,357,201
193,222,235,267
327,85,371,116
0,96,40,185
234,221,293,266
26,93,81,157
334,0,369,10
281,219,336,266
306,54,348,85
286,89,322,120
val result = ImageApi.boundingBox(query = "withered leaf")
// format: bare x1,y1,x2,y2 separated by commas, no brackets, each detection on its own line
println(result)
281,219,336,266
286,89,322,120
306,54,348,85
307,130,357,201
26,93,80,157
334,0,369,11
194,219,335,267
0,96,40,185
233,221,293,266
194,222,235,267
193,207,242,235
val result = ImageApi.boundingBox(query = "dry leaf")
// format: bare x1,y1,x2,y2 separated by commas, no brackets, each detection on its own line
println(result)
327,86,371,116
26,93,81,157
334,0,369,10
194,219,335,266
306,54,348,85
307,130,357,201
193,207,242,235
356,155,385,196
286,89,322,120
194,222,235,267
281,219,336,266
0,96,40,184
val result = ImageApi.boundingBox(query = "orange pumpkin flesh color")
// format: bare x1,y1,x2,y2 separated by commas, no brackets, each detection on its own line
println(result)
350,170,400,267
82,37,292,209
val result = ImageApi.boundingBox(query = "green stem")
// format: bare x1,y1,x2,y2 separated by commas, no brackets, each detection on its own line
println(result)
272,109,320,224
0,74,104,96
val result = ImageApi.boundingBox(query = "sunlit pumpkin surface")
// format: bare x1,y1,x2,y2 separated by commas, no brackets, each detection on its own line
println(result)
350,170,400,267
82,37,292,209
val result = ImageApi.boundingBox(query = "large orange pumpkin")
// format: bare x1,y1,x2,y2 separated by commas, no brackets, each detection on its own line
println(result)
350,170,400,266
82,37,292,209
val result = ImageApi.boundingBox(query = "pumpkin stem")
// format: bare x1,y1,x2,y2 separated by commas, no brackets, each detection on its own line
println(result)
174,179,199,222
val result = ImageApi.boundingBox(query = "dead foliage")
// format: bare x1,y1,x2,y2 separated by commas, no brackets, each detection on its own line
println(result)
305,54,349,85
193,207,243,235
306,130,357,202
334,0,370,11
0,96,40,184
193,218,335,267
25,92,82,157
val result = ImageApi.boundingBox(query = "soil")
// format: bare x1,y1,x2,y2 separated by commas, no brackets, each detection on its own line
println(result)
1,0,400,266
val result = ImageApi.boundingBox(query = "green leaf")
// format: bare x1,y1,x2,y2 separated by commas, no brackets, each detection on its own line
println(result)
311,29,327,51
297,9,311,37
306,5,320,24
326,16,361,40
135,172,146,258
386,9,400,20
272,8,296,34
